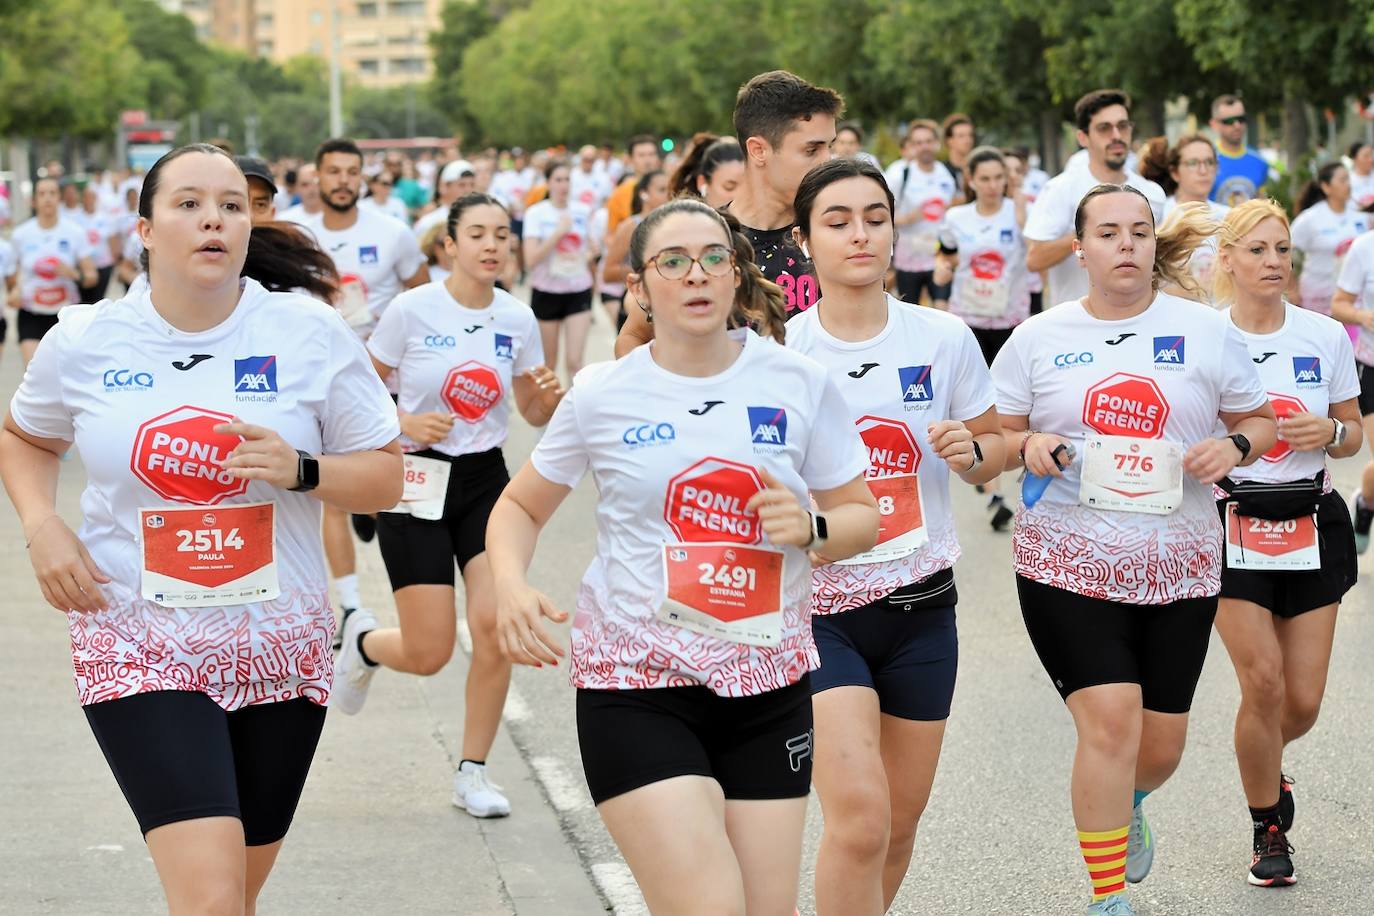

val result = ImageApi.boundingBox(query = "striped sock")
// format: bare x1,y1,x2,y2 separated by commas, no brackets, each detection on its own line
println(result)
1079,826,1129,900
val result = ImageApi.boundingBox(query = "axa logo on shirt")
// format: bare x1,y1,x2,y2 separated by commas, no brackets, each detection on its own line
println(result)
424,334,457,348
1293,357,1322,385
1152,335,1185,367
898,365,933,405
102,368,154,391
621,422,676,449
1054,351,1094,369
494,334,513,359
747,406,788,446
359,245,379,264
234,355,278,401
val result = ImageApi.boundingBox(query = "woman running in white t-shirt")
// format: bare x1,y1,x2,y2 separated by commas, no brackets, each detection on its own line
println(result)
787,158,1005,914
991,184,1275,916
0,144,402,914
488,197,879,915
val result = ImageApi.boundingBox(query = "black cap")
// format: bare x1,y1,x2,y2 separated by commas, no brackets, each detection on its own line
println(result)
235,156,278,195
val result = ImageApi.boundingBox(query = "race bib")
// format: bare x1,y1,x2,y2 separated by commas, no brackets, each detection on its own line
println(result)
1079,434,1184,515
961,277,1010,317
384,454,451,520
139,502,279,607
550,246,586,280
31,283,71,311
337,276,371,327
834,474,927,565
658,543,784,646
1224,504,1320,570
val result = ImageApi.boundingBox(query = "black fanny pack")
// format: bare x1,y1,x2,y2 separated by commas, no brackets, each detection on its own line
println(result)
883,567,957,612
1217,472,1323,521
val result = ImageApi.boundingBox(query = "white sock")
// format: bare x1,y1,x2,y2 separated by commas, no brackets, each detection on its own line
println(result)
335,573,360,610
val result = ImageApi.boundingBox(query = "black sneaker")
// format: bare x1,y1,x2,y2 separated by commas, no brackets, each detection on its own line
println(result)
332,606,356,652
989,495,1014,532
1277,774,1295,831
1247,824,1296,887
1352,495,1372,554
351,513,377,543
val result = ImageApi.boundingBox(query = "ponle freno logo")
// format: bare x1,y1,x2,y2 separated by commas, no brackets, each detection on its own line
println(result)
1261,394,1306,462
441,361,503,422
130,405,247,504
855,415,921,478
664,457,765,544
1082,373,1169,439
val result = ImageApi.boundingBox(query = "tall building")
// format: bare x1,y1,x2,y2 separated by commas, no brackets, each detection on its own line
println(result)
159,0,257,55
258,0,443,89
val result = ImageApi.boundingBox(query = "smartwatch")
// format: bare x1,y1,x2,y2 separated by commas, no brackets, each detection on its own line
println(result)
291,450,320,492
805,511,829,550
967,440,984,472
1226,433,1252,463
1328,418,1348,450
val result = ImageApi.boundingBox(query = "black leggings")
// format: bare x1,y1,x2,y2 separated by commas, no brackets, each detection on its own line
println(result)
83,691,327,845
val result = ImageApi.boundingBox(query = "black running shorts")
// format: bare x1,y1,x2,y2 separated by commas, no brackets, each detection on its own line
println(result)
1016,576,1217,714
376,447,509,589
17,309,60,342
530,288,593,322
576,676,813,805
1217,489,1357,617
83,691,326,845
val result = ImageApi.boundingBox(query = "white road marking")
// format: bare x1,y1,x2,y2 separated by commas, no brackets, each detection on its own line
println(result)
502,686,531,723
591,862,647,914
85,844,124,852
456,618,473,654
529,755,590,813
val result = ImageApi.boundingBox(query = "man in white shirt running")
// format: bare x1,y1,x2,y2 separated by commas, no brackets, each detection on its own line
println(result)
1025,89,1166,306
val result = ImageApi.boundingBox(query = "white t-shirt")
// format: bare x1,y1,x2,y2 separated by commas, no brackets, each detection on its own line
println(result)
1023,168,1166,305
1163,197,1230,300
883,159,957,273
570,166,612,210
278,203,318,226
301,207,426,337
361,194,410,226
940,199,1030,329
1350,170,1374,210
523,199,594,294
1221,302,1357,482
368,283,543,456
8,278,400,710
8,217,93,314
990,293,1267,603
0,238,14,281
411,204,451,243
1291,201,1369,315
1335,232,1374,365
530,330,868,697
786,297,996,614
492,167,539,219
77,207,119,270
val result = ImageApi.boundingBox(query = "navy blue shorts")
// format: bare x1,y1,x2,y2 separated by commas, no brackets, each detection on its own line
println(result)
810,574,959,721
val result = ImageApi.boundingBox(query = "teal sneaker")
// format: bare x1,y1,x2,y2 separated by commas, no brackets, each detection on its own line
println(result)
1126,804,1154,883
1086,894,1136,915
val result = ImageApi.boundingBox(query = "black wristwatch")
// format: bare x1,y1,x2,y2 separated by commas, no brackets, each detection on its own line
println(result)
968,440,984,471
1226,433,1252,463
290,450,320,492
805,511,829,550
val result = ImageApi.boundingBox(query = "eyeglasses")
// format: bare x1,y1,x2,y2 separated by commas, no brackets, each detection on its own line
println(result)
1180,158,1218,171
1091,120,1134,137
645,245,735,280
1218,115,1247,126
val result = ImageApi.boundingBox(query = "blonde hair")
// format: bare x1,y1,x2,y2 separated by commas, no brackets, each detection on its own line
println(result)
1154,201,1219,293
1211,198,1291,305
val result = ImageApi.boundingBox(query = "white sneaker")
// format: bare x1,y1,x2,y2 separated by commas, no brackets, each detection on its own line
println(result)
452,761,511,818
331,608,378,715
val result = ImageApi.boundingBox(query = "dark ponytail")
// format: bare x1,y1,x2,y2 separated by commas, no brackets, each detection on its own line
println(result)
668,135,744,199
241,223,341,302
1296,161,1344,215
446,191,509,239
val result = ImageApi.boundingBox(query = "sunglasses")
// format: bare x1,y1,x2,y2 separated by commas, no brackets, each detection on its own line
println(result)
1218,115,1247,126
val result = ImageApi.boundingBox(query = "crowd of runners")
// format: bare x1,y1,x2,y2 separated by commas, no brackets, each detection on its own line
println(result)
3,68,1372,916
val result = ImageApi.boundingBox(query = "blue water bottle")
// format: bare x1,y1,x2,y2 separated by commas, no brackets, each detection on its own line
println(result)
1022,443,1075,509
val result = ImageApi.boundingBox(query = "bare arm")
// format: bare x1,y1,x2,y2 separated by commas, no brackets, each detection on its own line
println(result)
402,264,431,290
1331,288,1365,328
601,221,634,284
614,298,654,357
806,475,881,564
512,366,565,427
1026,233,1075,273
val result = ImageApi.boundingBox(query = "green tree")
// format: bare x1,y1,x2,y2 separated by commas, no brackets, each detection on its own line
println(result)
114,0,209,120
349,86,450,140
0,0,142,138
428,0,518,139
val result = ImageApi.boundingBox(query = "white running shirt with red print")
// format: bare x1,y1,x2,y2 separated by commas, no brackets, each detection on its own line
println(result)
787,296,995,614
530,330,868,697
990,293,1266,603
9,279,400,710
